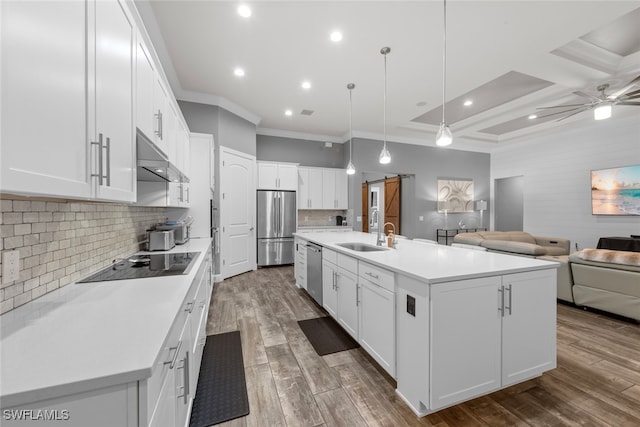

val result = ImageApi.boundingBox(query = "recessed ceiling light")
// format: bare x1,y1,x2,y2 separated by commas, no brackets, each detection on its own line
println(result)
301,81,311,90
330,31,343,42
234,67,245,77
463,99,473,107
528,114,537,119
285,110,293,116
237,4,251,18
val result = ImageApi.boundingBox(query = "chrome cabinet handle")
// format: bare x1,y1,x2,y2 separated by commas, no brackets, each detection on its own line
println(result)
183,351,190,403
365,271,379,280
155,109,163,139
185,301,195,313
356,283,359,306
498,286,505,317
164,339,182,368
505,284,513,315
91,133,103,185
105,136,111,186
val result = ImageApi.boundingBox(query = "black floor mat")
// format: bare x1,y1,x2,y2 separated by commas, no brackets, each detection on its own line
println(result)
298,316,359,356
189,331,249,427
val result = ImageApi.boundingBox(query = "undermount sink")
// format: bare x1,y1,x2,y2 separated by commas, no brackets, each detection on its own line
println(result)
336,242,388,252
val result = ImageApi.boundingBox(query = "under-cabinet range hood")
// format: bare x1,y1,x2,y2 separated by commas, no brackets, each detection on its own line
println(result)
136,132,188,183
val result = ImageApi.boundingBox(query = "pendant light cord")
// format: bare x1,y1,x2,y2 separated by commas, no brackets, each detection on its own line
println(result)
349,86,353,162
383,52,388,150
442,0,447,124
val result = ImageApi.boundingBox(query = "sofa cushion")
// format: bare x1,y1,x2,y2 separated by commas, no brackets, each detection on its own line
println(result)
480,240,546,256
544,246,570,256
570,249,640,270
476,231,537,244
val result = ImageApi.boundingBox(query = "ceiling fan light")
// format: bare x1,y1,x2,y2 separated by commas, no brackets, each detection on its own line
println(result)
346,160,356,175
436,122,453,146
594,103,612,120
379,146,391,164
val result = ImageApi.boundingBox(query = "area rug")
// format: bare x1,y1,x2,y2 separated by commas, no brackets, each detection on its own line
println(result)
298,316,359,356
189,331,249,427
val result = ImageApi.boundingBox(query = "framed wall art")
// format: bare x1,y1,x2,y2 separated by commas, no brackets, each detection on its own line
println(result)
437,179,474,213
591,164,640,216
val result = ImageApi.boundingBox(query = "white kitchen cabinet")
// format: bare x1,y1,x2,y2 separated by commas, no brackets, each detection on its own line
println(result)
322,168,349,209
322,258,339,319
136,35,156,146
1,0,135,203
295,238,308,289
358,262,395,377
257,161,298,190
152,74,170,157
336,265,358,340
429,270,556,411
298,167,323,209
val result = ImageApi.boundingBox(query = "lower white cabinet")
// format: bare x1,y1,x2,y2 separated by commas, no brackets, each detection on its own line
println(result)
336,266,358,340
294,238,308,289
429,270,556,411
358,276,395,377
321,250,359,340
322,259,338,319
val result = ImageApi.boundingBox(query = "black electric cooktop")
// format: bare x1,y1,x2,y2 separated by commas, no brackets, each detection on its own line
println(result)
78,252,200,283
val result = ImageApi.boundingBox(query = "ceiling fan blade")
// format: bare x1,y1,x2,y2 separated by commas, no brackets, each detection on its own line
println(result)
607,74,640,100
619,90,640,101
556,108,592,122
535,106,590,119
536,103,591,110
574,91,601,101
617,101,640,106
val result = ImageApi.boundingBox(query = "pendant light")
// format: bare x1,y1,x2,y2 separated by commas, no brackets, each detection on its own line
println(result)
346,83,356,175
379,47,391,164
436,0,453,147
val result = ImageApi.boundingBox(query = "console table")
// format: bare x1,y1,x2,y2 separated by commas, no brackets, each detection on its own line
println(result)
436,228,487,245
597,236,640,252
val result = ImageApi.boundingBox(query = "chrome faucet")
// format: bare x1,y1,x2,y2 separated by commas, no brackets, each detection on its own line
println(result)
371,208,385,246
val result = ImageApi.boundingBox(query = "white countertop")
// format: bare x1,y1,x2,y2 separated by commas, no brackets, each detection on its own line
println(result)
294,231,558,283
0,238,213,408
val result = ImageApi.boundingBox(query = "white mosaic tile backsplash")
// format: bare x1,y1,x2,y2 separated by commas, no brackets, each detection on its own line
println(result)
0,198,167,314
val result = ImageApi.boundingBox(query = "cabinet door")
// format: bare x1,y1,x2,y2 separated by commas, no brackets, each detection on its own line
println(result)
258,162,279,189
322,169,336,209
308,168,324,209
153,76,169,156
136,36,155,141
322,260,338,319
93,0,136,202
1,1,92,199
337,268,358,340
278,164,299,190
359,279,395,376
149,367,176,427
502,270,557,386
298,168,310,208
175,322,193,427
430,276,502,410
335,170,348,209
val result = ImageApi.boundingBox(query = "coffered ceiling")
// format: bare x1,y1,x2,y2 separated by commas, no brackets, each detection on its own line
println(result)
136,1,640,152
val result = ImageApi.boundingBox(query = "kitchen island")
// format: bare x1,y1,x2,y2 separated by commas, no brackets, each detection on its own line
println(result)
0,238,213,427
294,231,559,416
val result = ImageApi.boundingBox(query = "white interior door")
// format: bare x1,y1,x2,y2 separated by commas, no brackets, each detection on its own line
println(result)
220,147,256,279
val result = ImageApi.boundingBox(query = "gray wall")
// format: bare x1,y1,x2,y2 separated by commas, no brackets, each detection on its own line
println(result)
495,176,523,231
257,135,345,168
346,138,491,240
178,101,257,156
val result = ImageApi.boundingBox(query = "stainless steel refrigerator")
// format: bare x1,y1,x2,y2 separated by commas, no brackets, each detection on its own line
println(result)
257,190,296,266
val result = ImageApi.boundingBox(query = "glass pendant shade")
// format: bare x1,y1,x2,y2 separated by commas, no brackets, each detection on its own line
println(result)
379,146,391,164
593,103,612,120
435,122,453,146
346,160,356,175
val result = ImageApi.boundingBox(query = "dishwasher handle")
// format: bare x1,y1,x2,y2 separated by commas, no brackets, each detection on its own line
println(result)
306,244,322,254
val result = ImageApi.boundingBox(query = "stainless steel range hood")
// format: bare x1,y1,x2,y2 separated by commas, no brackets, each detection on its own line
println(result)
136,132,189,183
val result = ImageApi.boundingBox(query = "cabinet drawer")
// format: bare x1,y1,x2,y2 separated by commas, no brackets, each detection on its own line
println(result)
323,248,337,265
359,261,394,292
337,253,358,274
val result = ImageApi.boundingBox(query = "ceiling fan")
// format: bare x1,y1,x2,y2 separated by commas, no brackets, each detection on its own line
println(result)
536,74,640,121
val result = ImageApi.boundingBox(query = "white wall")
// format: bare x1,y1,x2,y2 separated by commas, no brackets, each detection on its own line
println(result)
491,113,640,250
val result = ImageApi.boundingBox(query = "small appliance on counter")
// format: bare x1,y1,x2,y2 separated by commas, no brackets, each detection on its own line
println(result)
148,230,175,251
156,217,192,245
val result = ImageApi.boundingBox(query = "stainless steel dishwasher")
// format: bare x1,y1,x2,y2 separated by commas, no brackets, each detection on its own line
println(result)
306,242,323,305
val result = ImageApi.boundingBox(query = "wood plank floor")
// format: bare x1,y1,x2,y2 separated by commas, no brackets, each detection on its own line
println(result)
205,266,640,427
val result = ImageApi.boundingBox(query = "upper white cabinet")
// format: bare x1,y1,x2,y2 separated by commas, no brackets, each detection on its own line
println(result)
297,167,348,210
322,169,348,209
1,0,135,202
257,161,298,190
298,167,323,209
135,36,156,147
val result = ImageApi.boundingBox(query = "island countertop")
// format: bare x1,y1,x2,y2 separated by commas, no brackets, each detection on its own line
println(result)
294,231,558,283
